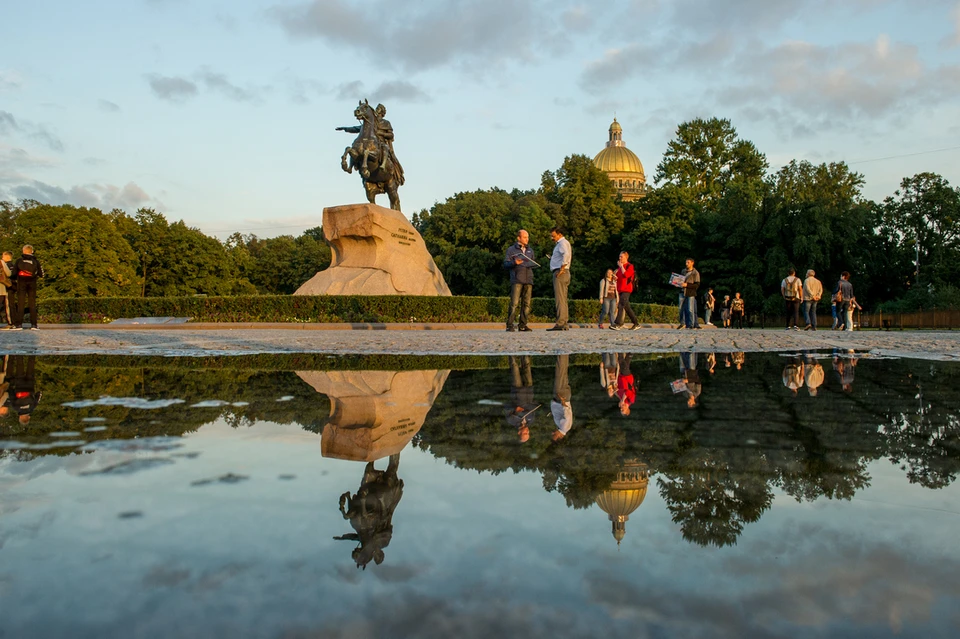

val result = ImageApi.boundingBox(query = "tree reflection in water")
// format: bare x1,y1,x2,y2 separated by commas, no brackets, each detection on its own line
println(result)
2,352,960,549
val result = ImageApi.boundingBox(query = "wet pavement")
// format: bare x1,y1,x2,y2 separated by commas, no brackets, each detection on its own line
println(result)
1,325,960,360
1,351,959,637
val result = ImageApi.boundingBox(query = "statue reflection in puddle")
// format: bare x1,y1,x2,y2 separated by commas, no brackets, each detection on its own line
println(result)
671,352,701,408
0,355,41,427
833,349,858,392
505,356,538,443
295,368,449,569
335,453,404,569
616,353,635,416
551,355,574,441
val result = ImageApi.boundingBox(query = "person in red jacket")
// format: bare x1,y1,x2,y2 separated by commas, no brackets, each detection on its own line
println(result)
610,251,641,331
616,353,635,416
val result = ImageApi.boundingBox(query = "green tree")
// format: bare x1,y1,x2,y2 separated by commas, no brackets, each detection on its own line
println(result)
9,202,141,298
878,172,960,290
541,154,624,297
655,117,768,204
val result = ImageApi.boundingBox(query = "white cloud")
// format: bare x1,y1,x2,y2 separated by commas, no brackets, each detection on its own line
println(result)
147,74,198,103
0,111,64,152
269,0,587,72
98,99,121,113
942,2,960,48
0,69,22,91
3,179,159,212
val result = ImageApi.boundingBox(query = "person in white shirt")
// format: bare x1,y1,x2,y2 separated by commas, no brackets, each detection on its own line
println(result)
802,269,824,331
551,355,573,440
547,228,572,331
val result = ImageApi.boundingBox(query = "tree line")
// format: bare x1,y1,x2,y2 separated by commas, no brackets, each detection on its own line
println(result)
413,117,960,314
0,201,331,299
2,116,958,312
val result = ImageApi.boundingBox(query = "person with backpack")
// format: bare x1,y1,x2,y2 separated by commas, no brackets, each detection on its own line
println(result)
610,251,640,330
780,267,803,330
11,245,44,330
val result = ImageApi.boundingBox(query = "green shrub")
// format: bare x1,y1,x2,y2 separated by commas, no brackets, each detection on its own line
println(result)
39,294,679,325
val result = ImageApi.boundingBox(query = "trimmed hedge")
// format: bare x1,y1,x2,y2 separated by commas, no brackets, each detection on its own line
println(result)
39,294,679,325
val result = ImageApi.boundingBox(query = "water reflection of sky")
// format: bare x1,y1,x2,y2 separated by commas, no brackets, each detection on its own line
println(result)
1,353,960,638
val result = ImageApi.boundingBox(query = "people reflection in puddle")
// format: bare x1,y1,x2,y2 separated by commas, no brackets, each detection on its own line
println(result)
833,349,858,392
782,356,804,397
616,353,635,416
505,355,537,443
334,453,404,569
804,353,824,397
680,352,701,408
706,352,717,375
600,352,618,399
551,355,573,441
732,352,745,370
1,355,40,426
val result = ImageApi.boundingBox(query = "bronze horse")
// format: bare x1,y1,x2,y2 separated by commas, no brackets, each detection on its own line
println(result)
339,100,403,211
333,454,404,569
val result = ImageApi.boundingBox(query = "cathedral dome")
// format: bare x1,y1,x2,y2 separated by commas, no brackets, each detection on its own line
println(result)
593,118,646,201
595,460,650,545
594,145,645,175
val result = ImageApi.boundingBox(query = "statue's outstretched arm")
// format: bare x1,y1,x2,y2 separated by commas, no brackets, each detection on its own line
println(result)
336,126,361,133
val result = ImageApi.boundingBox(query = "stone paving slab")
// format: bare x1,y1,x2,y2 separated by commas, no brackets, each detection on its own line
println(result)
1,325,959,360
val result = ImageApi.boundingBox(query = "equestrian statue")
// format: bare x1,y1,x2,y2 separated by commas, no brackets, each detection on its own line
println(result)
336,100,405,211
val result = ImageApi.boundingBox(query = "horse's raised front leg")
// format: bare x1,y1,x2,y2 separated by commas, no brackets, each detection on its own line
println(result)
341,148,352,173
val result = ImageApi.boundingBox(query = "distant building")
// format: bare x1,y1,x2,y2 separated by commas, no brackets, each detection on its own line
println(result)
593,118,646,201
595,460,650,545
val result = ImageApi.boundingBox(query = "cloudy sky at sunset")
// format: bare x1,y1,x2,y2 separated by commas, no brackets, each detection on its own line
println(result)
3,0,960,237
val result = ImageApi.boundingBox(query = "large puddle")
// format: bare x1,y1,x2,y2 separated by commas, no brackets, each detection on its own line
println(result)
1,351,959,638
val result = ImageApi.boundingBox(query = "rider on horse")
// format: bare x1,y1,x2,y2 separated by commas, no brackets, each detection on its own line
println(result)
336,103,404,185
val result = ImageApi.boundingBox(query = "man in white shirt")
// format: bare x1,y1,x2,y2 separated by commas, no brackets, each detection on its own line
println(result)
547,227,572,331
551,355,573,440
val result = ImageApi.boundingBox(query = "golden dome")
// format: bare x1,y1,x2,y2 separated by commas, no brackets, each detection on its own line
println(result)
595,460,650,545
594,119,645,201
593,145,645,176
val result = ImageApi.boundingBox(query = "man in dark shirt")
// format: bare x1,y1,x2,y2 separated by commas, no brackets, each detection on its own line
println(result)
12,245,44,330
680,258,700,329
503,229,537,332
4,356,40,425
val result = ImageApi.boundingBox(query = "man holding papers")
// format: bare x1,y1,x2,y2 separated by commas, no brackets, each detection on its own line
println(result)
503,229,538,332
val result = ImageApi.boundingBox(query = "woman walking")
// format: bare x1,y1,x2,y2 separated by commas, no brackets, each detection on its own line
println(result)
598,269,618,328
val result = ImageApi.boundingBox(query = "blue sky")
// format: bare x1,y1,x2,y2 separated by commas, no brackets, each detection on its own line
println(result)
2,0,960,238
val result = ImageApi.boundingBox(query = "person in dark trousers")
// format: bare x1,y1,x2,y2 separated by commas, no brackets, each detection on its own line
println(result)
781,267,803,330
610,251,640,330
12,245,44,330
4,356,41,425
503,229,537,332
0,251,14,328
547,228,572,331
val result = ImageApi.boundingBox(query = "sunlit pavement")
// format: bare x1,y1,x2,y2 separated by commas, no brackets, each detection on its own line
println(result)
1,324,959,359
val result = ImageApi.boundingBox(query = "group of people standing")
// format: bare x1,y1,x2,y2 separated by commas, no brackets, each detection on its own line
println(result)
780,268,859,331
0,246,44,330
503,229,862,332
503,227,572,332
